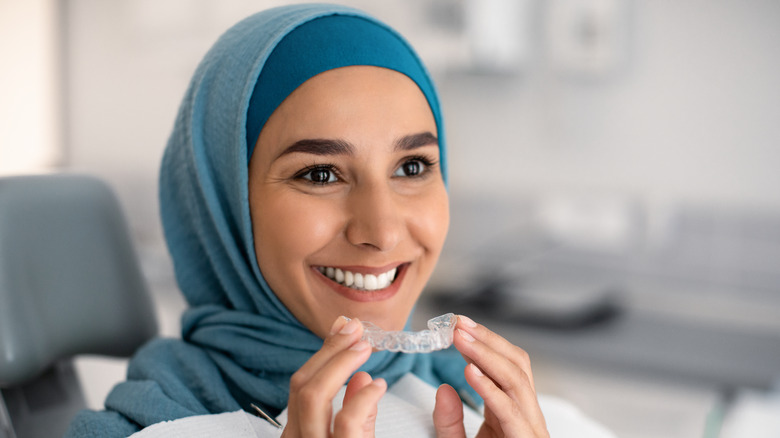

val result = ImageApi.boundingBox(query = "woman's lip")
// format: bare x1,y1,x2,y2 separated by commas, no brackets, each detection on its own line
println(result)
313,263,409,303
313,262,403,276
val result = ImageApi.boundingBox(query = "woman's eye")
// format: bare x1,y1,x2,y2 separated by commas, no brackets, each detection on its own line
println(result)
298,166,338,184
394,159,426,177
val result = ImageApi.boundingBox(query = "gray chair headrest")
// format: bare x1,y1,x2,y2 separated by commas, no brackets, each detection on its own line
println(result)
0,174,158,386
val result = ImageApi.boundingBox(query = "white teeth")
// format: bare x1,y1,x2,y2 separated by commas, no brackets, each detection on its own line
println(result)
319,265,399,291
354,273,364,289
377,272,388,289
364,274,378,290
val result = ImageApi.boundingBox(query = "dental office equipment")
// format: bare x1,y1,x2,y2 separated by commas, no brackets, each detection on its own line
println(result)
355,313,457,353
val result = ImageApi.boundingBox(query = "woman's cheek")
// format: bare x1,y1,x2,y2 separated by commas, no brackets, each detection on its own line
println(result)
414,186,449,254
268,194,345,269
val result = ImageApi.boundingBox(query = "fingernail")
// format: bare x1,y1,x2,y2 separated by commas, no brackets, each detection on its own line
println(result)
340,318,360,335
470,363,484,377
371,378,387,389
459,315,477,328
458,328,475,342
330,316,348,335
349,340,369,351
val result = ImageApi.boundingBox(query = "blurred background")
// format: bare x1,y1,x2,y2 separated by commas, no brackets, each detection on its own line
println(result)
2,0,779,436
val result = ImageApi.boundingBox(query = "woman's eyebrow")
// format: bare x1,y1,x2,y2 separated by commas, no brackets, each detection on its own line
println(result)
276,131,437,160
395,132,438,151
276,139,355,159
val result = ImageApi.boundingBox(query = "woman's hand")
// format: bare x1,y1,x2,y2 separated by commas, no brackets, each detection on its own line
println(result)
433,316,549,438
282,317,387,438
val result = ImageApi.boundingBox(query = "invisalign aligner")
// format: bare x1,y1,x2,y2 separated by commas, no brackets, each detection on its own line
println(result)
350,313,457,353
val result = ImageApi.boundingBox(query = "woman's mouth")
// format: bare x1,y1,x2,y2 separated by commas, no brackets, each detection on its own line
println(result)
316,265,399,291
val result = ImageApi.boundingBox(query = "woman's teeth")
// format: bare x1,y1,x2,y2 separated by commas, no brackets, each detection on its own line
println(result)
318,266,398,291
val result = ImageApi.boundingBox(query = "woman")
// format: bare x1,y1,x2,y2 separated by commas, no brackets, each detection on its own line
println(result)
67,4,611,437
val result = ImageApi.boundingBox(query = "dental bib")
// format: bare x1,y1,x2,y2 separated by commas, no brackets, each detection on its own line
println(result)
351,313,456,353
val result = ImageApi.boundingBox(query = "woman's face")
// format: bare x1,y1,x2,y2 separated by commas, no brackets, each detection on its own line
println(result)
249,66,449,339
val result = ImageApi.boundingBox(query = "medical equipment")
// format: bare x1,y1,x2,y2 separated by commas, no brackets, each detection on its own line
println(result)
250,403,282,429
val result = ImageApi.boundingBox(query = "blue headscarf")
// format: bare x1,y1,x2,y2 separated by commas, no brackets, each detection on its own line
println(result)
66,4,471,437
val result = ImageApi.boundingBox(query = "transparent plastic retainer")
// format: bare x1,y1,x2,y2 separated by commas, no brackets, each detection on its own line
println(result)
353,313,457,353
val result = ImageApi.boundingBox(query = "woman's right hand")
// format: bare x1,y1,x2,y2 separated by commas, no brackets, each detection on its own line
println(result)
432,316,548,438
282,316,387,438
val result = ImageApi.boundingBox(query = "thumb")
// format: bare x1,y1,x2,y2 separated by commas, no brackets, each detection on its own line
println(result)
339,372,380,437
344,371,374,405
433,384,467,438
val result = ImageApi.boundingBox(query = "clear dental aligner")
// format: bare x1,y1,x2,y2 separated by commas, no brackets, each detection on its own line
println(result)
355,313,457,353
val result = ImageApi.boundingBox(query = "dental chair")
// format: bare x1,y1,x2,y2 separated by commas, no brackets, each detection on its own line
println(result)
0,174,158,438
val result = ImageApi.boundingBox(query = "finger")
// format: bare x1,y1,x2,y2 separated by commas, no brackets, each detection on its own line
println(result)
465,363,547,436
433,384,466,438
333,378,387,437
454,328,534,402
457,316,529,362
454,327,545,432
344,372,374,405
287,318,369,437
294,317,364,384
291,340,372,437
455,319,549,434
456,315,535,392
343,372,378,437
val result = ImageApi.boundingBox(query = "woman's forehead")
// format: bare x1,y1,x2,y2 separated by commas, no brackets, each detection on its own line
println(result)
257,66,436,156
282,66,431,111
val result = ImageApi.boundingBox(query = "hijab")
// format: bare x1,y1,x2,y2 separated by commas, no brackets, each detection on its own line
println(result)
66,4,473,437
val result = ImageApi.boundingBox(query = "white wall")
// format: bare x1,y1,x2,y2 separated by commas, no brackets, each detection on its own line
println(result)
0,0,61,174
442,1,780,212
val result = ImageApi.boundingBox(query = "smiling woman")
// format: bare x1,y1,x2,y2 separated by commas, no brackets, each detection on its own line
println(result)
64,3,611,438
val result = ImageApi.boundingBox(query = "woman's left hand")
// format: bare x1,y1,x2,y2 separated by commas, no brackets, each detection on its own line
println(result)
432,315,549,438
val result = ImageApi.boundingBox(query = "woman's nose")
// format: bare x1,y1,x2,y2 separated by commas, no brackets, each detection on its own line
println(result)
344,184,404,251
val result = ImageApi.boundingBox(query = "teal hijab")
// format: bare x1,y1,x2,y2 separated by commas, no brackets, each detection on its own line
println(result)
66,4,471,437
